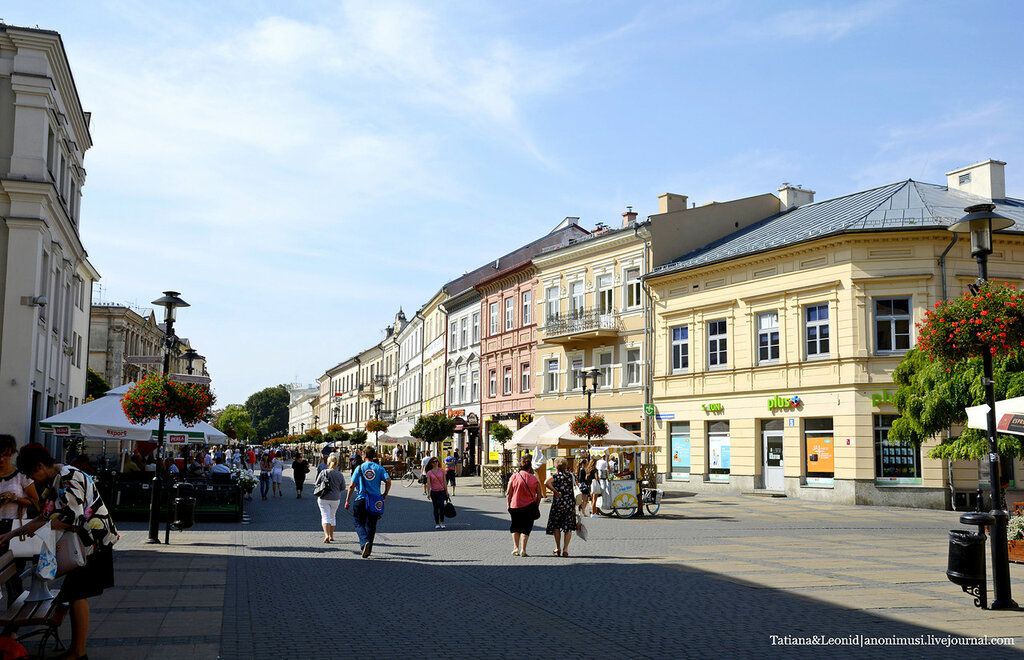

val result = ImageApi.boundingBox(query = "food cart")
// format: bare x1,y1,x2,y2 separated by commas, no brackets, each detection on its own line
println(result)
587,444,663,517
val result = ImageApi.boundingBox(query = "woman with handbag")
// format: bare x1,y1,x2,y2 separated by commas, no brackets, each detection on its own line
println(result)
0,434,39,601
315,454,346,543
424,458,449,529
575,457,591,513
506,456,540,557
259,452,273,500
544,458,576,557
586,459,603,517
0,443,119,660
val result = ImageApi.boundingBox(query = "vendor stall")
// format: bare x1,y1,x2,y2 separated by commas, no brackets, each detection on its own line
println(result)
587,444,663,518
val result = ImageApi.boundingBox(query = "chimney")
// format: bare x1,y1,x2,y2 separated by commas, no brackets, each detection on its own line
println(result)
778,183,815,211
621,205,638,228
657,193,688,214
946,159,1006,200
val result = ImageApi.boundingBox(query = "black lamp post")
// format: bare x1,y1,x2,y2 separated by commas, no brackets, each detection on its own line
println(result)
948,203,1017,610
582,368,601,416
181,347,203,375
147,291,189,544
371,398,383,443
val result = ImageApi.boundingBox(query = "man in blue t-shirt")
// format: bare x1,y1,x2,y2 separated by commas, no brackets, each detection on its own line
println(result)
344,446,392,558
443,451,458,494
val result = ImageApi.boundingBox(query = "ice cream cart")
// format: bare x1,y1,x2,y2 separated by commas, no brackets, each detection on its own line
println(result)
588,444,662,518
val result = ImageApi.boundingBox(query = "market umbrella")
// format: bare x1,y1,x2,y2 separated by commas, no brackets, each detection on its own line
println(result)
965,396,1024,436
510,416,561,449
537,419,642,447
378,419,416,443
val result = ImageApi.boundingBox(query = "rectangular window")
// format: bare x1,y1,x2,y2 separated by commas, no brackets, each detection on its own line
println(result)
875,297,911,353
472,312,480,343
521,363,531,392
471,371,479,401
545,286,559,323
598,351,613,387
805,303,830,358
448,376,456,403
671,326,689,373
570,281,584,316
625,267,641,309
459,374,466,402
625,348,641,386
597,275,613,315
505,297,514,331
489,302,499,335
489,370,497,398
546,359,559,393
522,291,532,325
570,358,583,390
669,421,690,479
460,318,468,347
708,319,728,368
708,420,730,482
450,321,458,348
757,311,780,363
503,366,513,395
874,414,921,484
804,417,834,486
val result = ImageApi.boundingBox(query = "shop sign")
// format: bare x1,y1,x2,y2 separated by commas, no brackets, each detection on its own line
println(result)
871,390,895,407
466,412,479,426
519,413,533,425
52,425,71,436
448,408,465,418
998,413,1024,435
655,413,675,420
768,395,801,411
701,403,723,413
167,434,187,445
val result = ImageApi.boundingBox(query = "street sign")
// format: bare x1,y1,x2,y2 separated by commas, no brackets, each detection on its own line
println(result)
643,404,655,416
169,373,211,385
126,355,163,365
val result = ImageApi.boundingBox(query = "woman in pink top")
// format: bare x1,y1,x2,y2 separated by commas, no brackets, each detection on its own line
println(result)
425,457,449,529
506,456,541,557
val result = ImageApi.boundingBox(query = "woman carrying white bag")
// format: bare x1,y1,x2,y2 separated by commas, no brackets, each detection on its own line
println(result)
0,443,119,660
0,434,40,601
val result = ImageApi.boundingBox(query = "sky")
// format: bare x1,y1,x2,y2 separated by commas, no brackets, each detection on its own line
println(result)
5,1,1023,406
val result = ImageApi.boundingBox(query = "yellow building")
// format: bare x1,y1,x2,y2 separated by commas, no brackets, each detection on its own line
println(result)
420,289,448,416
646,161,1024,508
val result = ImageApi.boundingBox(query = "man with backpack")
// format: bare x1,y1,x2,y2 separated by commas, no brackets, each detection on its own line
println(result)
344,447,392,558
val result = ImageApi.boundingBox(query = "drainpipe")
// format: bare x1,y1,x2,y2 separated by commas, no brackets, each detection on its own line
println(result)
939,232,959,508
634,221,652,446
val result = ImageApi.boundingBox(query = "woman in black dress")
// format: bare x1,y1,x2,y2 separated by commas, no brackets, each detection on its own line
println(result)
545,458,576,556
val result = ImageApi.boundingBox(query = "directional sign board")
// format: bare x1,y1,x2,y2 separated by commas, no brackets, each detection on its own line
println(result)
125,355,163,365
169,373,211,385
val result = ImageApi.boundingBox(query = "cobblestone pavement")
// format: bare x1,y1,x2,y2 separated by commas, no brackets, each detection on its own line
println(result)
51,470,1024,659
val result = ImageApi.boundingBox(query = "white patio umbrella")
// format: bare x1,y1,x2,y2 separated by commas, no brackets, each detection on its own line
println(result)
510,416,561,449
965,396,1024,436
378,419,417,443
537,419,642,447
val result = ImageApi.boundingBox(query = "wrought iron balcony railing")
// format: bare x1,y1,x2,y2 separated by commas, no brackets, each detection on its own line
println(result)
373,375,389,387
541,307,622,338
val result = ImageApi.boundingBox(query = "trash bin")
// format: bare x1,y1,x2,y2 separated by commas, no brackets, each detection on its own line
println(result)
946,511,993,609
173,483,196,530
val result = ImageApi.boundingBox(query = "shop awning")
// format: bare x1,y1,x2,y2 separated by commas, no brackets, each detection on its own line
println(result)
965,396,1024,437
589,444,661,455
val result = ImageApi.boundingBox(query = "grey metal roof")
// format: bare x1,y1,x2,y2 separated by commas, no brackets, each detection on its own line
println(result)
650,180,1024,277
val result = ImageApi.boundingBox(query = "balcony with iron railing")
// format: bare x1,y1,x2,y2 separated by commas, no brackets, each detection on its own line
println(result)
373,375,389,387
540,307,623,348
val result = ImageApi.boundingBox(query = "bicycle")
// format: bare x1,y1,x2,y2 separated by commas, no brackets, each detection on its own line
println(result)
402,465,423,487
597,485,662,518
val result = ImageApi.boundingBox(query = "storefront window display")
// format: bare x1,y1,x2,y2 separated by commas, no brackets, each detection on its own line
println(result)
874,414,921,485
804,417,834,486
670,422,690,480
708,420,730,482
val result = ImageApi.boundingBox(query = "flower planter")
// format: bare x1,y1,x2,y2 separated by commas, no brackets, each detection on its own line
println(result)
1009,540,1024,564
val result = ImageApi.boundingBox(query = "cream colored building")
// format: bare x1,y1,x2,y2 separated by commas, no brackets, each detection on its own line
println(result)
646,160,1024,509
0,25,99,452
89,304,163,388
420,289,447,417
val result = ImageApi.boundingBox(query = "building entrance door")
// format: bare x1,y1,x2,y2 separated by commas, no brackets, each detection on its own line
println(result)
762,419,784,491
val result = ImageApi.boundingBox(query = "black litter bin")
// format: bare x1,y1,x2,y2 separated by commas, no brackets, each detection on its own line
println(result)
947,511,993,609
173,483,197,530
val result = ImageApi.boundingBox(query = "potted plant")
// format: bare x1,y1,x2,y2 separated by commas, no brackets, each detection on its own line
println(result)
570,413,609,442
121,374,215,425
365,419,389,434
1009,505,1024,564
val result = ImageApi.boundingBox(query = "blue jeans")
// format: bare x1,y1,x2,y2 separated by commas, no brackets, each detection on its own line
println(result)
259,472,270,498
352,499,379,548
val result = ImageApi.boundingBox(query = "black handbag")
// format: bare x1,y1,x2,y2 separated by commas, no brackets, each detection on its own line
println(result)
312,472,330,498
530,500,541,520
443,499,457,518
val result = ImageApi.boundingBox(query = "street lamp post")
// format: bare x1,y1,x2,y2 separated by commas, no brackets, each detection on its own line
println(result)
581,369,601,416
948,203,1017,610
371,398,383,443
181,347,203,375
147,291,189,544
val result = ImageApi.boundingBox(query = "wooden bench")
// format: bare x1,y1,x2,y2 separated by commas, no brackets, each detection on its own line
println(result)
0,550,67,659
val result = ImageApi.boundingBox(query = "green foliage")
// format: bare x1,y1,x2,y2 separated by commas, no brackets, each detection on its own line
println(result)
214,404,254,441
412,413,456,448
244,385,290,441
490,422,513,447
890,349,1024,461
86,368,110,401
350,430,367,445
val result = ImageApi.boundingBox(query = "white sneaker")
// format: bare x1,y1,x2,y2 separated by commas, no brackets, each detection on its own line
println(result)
590,513,599,518
440,524,446,529
435,524,441,529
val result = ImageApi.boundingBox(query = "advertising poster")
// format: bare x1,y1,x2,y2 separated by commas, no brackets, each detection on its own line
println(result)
488,434,500,462
708,433,730,482
805,435,834,486
671,434,691,479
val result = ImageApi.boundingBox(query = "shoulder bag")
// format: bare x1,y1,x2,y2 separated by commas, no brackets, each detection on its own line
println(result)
55,529,91,576
572,475,585,507
312,471,330,498
443,497,456,519
8,505,43,558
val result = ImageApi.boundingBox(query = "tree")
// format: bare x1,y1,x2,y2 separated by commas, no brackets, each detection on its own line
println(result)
890,349,1024,460
490,422,513,448
350,429,367,445
411,413,456,452
213,404,254,441
245,385,290,441
86,368,110,401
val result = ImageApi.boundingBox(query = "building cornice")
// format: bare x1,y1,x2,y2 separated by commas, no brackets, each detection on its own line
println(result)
533,231,639,271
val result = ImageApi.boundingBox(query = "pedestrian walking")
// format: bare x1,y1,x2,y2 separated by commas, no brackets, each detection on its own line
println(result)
575,457,591,513
246,447,257,472
344,446,391,558
506,456,540,557
424,457,449,529
259,452,272,500
587,459,603,517
545,458,576,557
0,434,39,602
420,450,433,498
315,454,346,543
292,454,310,498
443,451,458,495
271,454,284,497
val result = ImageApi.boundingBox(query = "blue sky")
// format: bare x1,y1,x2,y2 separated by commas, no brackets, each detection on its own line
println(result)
5,1,1022,405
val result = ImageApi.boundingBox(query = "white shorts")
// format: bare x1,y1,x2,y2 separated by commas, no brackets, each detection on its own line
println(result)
318,498,340,526
271,470,283,484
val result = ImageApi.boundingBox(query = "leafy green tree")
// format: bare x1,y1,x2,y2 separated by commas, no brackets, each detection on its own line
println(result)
214,404,254,441
490,422,513,448
350,429,367,445
412,413,456,452
890,349,1024,460
244,385,290,441
86,368,110,401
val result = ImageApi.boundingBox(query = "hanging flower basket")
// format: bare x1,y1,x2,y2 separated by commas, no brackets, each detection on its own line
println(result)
917,282,1024,362
570,413,609,440
366,419,389,434
121,374,215,426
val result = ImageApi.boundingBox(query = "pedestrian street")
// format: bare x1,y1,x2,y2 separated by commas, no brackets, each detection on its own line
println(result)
71,470,1024,659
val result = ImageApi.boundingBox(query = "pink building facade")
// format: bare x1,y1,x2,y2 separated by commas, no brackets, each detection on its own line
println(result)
476,261,538,462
